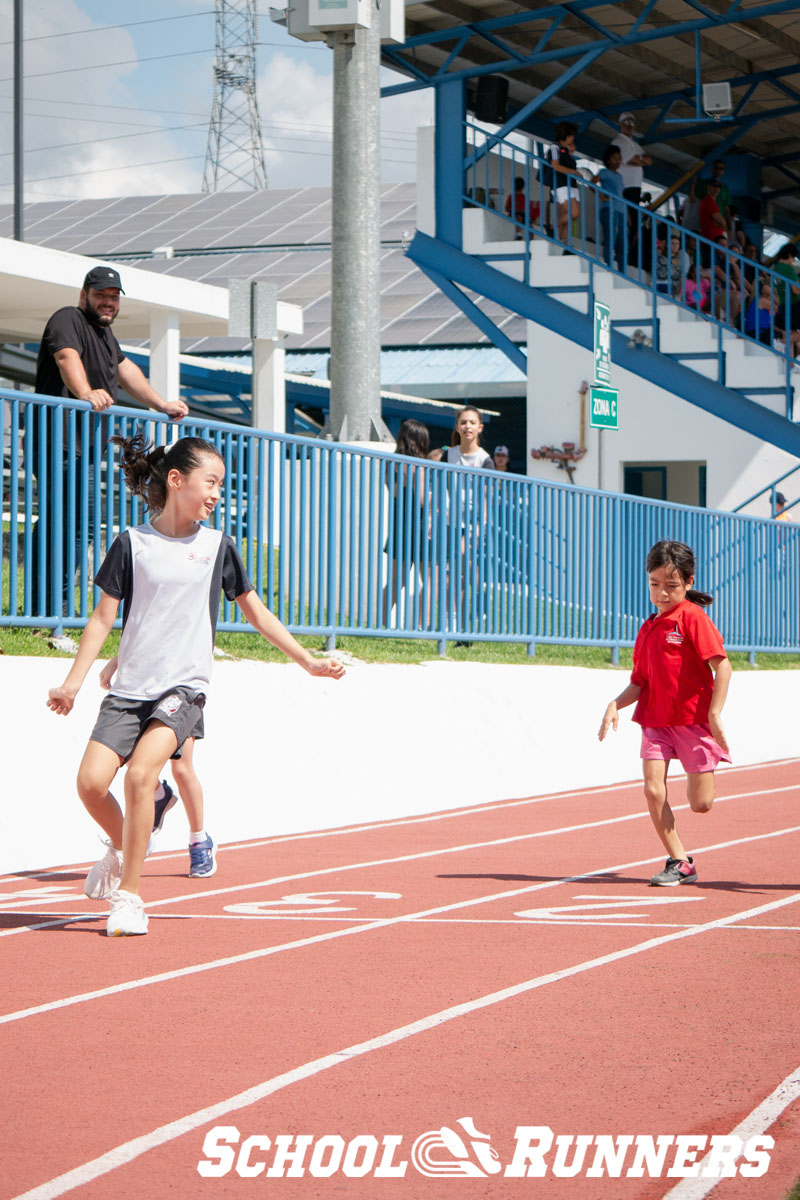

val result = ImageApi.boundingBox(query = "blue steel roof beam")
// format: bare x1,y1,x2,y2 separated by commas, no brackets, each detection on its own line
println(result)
414,264,527,374
435,30,475,77
464,45,608,171
627,0,661,38
406,231,800,457
560,3,625,45
473,28,533,66
532,9,566,57
388,0,800,84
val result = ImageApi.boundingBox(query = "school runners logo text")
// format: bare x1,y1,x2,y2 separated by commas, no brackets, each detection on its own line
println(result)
198,1121,772,1180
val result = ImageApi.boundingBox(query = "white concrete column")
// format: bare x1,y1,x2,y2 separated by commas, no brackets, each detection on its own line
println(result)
148,311,180,407
252,337,285,433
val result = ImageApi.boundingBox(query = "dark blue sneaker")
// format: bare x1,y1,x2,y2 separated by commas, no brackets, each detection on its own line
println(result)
189,835,217,878
152,780,177,834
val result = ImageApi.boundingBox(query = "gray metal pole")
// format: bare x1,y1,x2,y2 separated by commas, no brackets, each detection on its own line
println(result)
13,0,22,242
326,1,391,443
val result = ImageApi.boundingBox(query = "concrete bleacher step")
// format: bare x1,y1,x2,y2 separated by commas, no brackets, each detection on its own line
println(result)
463,211,796,420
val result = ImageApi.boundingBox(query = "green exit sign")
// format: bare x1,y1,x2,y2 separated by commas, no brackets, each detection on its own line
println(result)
590,386,619,430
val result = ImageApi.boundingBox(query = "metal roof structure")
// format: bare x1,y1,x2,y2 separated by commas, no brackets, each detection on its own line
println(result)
383,0,800,226
0,186,524,353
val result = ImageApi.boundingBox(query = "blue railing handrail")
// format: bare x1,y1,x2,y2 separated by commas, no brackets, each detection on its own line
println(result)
733,464,800,516
463,122,796,414
3,388,799,660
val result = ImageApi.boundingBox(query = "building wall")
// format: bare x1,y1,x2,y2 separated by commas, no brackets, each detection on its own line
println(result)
526,321,796,518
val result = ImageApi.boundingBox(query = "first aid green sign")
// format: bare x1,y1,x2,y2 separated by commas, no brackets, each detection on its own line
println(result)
593,301,611,385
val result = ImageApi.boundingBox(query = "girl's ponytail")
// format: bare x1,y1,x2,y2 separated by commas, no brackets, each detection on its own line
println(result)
685,587,713,608
110,432,220,513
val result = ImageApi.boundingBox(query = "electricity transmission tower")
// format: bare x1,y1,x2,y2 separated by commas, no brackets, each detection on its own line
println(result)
202,0,268,192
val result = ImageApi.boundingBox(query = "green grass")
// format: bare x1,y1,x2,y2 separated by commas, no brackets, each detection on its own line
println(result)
3,622,800,670
784,1179,800,1200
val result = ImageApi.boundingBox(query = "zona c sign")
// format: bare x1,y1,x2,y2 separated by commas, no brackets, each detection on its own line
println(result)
590,386,618,430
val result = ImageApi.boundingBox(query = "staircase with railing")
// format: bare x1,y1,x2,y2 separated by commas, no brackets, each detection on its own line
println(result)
407,124,800,457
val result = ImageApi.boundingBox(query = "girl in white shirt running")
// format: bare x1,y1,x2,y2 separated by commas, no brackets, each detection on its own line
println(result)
48,433,344,937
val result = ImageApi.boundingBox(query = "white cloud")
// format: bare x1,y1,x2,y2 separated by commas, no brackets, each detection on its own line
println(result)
256,51,430,188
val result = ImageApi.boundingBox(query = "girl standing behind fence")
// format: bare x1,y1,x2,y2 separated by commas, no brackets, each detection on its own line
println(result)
47,433,344,937
384,419,430,626
598,540,731,886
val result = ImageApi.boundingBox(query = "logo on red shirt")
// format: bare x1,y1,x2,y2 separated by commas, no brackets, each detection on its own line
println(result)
665,622,684,646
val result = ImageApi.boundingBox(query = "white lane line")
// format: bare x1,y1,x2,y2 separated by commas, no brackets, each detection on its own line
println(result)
2,822,799,1027
662,1064,800,1200
1,781,796,934
3,757,796,881
9,889,800,1200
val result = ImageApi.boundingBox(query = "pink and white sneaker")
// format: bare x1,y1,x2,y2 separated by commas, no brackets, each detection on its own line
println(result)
650,856,698,886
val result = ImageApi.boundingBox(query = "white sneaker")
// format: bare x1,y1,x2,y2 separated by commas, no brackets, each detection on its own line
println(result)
106,890,148,937
84,841,122,899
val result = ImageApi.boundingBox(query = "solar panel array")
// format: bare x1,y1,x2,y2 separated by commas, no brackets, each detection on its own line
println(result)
0,185,525,352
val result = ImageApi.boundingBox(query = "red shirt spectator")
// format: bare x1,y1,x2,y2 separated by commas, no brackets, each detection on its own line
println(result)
699,183,726,243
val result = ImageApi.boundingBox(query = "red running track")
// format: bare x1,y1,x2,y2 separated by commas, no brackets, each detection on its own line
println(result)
2,759,799,1200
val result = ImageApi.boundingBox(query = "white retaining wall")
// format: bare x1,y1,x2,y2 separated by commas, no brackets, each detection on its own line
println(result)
1,655,796,875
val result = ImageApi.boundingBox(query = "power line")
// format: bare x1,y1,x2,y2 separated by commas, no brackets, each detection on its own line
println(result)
0,11,215,45
0,48,213,84
0,139,415,188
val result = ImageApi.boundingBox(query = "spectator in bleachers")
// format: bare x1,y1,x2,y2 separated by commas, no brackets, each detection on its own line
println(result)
612,112,653,208
698,179,726,250
505,176,539,239
729,204,746,250
745,278,780,345
709,234,743,324
684,263,711,312
545,122,583,249
741,241,760,303
656,232,689,298
678,177,701,231
773,242,800,334
593,144,626,271
697,161,732,231
612,112,653,264
492,445,510,471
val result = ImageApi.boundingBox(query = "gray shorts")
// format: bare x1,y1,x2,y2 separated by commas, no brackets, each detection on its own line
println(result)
90,687,206,763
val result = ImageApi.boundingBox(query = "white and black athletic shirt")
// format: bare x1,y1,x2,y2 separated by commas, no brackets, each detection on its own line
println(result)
95,523,253,700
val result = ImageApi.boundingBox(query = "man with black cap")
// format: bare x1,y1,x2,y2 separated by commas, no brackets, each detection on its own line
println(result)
36,265,188,418
32,266,188,633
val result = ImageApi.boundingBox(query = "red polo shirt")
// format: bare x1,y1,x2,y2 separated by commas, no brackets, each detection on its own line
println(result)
631,599,726,727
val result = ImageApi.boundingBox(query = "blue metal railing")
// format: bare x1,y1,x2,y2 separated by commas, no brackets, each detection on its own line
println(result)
465,123,797,417
2,390,799,658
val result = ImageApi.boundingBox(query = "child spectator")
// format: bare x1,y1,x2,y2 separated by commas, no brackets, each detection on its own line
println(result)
593,144,626,271
545,122,583,249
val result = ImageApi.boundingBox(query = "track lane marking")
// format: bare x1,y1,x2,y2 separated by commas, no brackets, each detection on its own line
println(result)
663,1064,800,1199
8,889,800,1200
0,777,796,936
3,758,796,883
2,822,799,1026
0,782,796,934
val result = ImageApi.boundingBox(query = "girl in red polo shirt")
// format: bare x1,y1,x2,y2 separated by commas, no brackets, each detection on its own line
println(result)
598,540,731,886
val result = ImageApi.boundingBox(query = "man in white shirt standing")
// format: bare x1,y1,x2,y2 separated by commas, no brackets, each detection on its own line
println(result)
612,111,653,265
612,112,653,207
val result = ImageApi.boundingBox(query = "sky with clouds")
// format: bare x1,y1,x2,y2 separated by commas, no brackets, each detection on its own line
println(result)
0,0,432,203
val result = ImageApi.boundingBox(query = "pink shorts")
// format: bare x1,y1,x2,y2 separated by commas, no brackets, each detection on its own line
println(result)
640,723,731,774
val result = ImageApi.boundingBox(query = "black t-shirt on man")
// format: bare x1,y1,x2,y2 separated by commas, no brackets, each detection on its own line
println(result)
35,305,126,398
